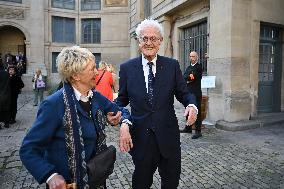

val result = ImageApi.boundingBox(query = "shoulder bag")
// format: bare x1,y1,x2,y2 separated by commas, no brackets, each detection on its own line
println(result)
87,109,116,188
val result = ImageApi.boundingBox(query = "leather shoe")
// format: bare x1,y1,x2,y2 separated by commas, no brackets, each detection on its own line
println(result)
180,126,192,133
4,124,9,128
192,131,202,139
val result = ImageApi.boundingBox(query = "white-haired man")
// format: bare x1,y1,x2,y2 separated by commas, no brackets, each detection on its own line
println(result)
116,19,198,188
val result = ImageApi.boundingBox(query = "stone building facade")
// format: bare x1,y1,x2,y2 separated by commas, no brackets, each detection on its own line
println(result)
129,0,284,123
0,0,130,88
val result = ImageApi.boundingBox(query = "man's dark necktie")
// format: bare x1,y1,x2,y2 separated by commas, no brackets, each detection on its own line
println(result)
147,62,154,106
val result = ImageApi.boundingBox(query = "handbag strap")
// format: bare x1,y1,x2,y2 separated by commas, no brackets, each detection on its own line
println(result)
96,70,106,85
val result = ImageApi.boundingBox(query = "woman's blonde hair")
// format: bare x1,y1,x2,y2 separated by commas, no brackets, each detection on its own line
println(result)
35,69,42,75
57,46,95,82
98,60,108,70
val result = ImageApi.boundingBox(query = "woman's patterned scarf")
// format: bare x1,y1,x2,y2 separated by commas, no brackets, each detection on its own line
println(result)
62,82,89,189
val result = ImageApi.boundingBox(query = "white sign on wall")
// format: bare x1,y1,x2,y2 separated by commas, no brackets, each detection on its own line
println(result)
201,76,216,89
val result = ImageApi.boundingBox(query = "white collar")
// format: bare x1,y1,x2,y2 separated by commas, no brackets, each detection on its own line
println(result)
142,54,157,67
191,62,198,66
72,87,93,102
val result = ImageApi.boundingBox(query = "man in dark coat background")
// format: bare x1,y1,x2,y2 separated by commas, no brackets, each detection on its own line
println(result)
0,62,11,128
8,65,25,124
180,51,203,139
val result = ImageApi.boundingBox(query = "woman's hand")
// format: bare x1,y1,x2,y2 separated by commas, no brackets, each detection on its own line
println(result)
107,111,122,126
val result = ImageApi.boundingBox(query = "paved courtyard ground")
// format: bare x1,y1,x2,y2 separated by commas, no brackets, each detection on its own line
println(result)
0,92,283,189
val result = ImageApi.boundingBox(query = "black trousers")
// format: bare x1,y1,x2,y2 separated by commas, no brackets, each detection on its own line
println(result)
132,130,181,189
195,94,202,131
10,94,18,121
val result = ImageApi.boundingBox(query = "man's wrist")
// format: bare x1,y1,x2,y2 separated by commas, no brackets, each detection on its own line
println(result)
187,104,198,114
46,173,58,183
121,119,132,128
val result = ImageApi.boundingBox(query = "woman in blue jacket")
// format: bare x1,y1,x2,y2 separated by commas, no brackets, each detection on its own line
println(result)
20,46,131,189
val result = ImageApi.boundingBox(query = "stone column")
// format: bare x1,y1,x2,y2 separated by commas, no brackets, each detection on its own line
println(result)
208,0,252,122
27,0,46,75
158,16,171,57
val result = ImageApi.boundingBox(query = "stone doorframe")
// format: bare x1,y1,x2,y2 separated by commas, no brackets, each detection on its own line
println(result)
0,21,30,72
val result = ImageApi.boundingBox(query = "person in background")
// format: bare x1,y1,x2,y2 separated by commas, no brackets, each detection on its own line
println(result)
19,46,131,189
180,51,203,139
32,69,45,106
95,61,114,101
0,62,11,129
107,63,118,100
17,60,24,76
116,19,198,189
8,65,25,124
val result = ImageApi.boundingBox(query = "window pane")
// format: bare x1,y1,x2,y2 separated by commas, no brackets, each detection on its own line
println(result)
52,16,75,43
52,0,75,10
52,52,60,73
180,21,208,74
81,18,101,44
93,53,101,68
0,0,22,3
81,0,101,11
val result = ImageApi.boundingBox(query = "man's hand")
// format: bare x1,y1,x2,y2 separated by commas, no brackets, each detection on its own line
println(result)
184,106,197,126
107,111,122,126
47,174,66,189
119,123,133,152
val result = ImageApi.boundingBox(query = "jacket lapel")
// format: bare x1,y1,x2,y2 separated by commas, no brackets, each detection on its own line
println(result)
153,55,165,107
133,57,148,103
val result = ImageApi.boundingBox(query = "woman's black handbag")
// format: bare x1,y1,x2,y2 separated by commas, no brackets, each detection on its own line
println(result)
87,144,116,187
87,109,116,188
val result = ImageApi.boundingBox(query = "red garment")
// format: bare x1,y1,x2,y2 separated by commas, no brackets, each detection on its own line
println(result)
95,70,114,101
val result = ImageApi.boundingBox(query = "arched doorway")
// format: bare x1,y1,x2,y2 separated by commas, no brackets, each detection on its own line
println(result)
0,25,26,73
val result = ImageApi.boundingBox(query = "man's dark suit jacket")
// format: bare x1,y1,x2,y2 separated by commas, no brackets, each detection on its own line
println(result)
116,55,196,160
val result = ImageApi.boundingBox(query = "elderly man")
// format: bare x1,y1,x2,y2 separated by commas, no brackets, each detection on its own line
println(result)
116,19,198,189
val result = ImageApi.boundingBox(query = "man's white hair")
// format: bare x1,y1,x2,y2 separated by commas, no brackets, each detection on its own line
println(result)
135,19,164,38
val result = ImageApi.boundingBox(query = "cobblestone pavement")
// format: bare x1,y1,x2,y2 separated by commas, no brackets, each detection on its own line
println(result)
0,92,284,189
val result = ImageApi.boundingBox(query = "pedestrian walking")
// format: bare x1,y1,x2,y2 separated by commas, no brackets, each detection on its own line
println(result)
32,69,45,106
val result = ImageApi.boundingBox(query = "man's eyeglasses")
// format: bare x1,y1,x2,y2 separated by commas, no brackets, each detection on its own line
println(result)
139,36,161,43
